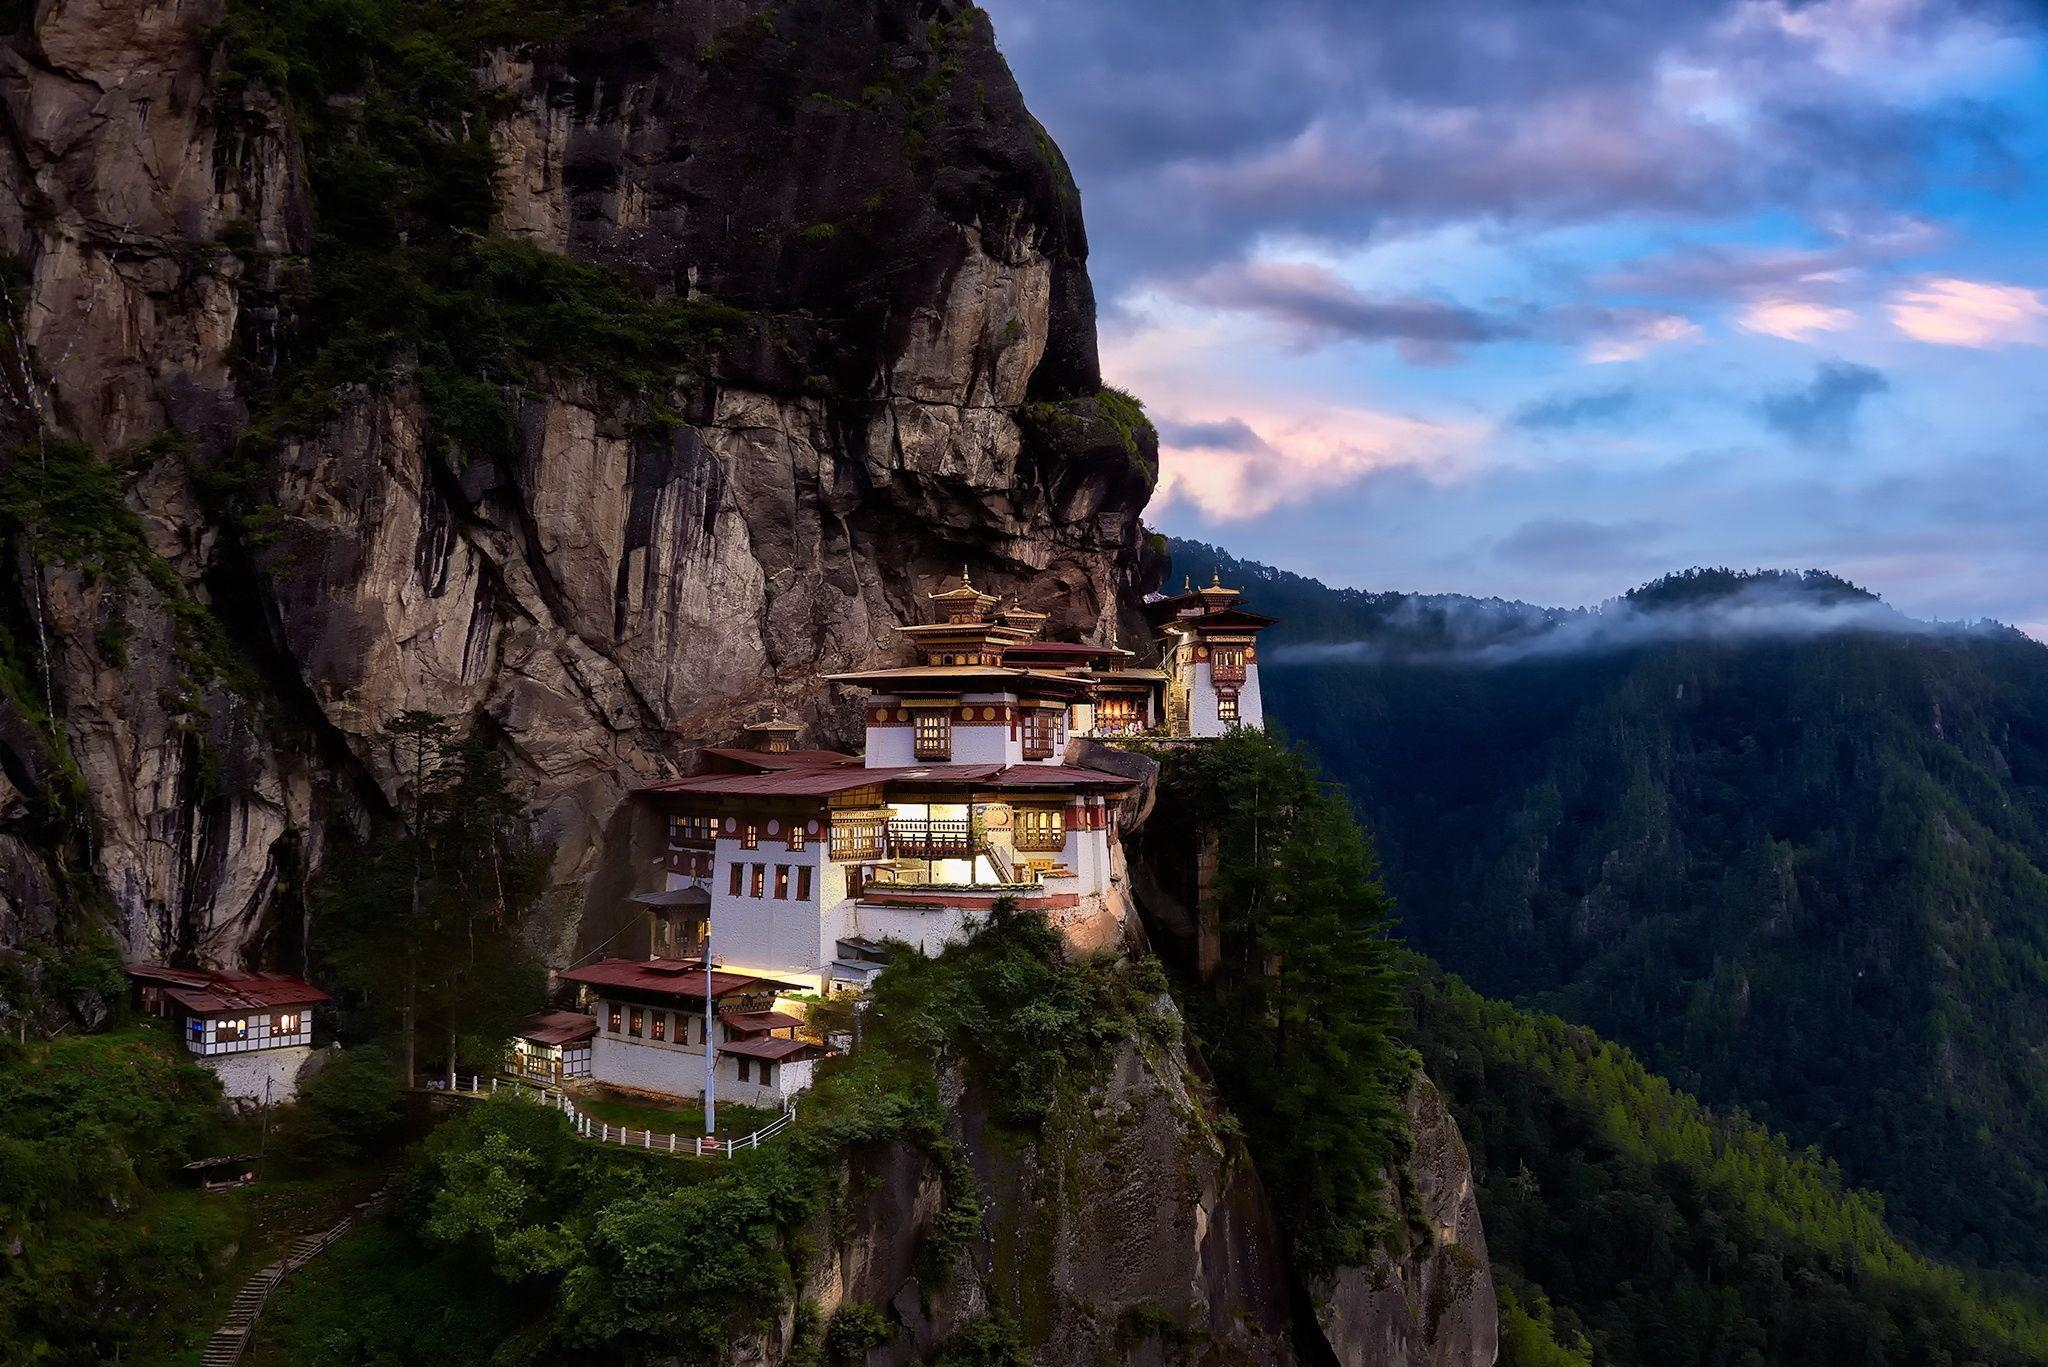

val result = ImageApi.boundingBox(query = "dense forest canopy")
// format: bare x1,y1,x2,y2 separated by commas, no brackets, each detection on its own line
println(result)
1168,539,2048,1288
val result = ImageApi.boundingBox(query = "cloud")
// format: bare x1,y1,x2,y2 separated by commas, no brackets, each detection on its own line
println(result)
1739,297,1859,340
1584,312,1702,363
1152,405,1475,520
1271,574,2001,669
1494,516,1665,567
982,0,2030,291
1760,362,1889,445
1888,277,2048,347
1511,387,1642,431
1175,260,1521,361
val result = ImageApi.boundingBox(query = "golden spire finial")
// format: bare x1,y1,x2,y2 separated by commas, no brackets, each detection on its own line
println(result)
961,564,972,588
1211,569,1223,588
1182,574,1192,592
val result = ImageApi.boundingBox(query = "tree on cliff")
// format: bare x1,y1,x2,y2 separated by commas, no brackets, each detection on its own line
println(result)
1156,730,1413,1270
318,713,546,1086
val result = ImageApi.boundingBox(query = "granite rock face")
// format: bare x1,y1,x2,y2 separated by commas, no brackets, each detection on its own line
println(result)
0,0,1154,965
1311,1075,1500,1367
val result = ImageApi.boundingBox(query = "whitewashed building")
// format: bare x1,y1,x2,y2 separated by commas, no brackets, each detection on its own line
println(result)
124,964,328,1105
1150,574,1276,737
509,1010,596,1082
556,958,826,1108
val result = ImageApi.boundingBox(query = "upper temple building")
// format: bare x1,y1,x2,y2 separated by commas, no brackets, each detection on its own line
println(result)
555,568,1279,1100
624,570,1276,989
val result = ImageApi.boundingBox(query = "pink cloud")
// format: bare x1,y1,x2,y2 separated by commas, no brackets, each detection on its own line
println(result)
1585,313,1701,363
1739,297,1858,341
1888,278,2048,348
1152,405,1475,521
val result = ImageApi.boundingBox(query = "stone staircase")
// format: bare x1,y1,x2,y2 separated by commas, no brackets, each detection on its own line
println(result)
197,1195,381,1366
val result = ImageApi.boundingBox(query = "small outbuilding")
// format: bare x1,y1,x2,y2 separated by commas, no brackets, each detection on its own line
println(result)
124,964,329,1105
509,1009,597,1083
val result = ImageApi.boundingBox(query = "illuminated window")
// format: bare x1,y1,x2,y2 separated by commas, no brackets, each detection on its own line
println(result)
273,1011,301,1034
786,825,806,851
741,822,759,850
750,864,766,897
651,1012,667,1042
774,865,790,900
1217,694,1239,724
608,1006,623,1033
914,712,951,760
629,1009,644,1038
1016,807,1066,852
729,863,744,896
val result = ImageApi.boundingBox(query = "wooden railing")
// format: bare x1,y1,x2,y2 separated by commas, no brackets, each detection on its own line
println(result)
887,817,974,859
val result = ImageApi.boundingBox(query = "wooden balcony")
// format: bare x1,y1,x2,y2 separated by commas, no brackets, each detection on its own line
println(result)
887,817,974,859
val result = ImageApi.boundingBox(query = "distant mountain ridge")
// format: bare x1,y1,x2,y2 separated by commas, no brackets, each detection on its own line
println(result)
1169,537,2048,1287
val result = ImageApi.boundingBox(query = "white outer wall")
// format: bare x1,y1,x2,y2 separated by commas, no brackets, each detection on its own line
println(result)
207,1044,313,1104
1187,661,1265,737
710,830,829,988
188,1014,314,1055
863,692,1067,767
588,1024,815,1107
849,902,977,957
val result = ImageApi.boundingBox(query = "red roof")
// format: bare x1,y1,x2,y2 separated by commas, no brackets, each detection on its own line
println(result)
559,957,804,1001
516,1010,597,1046
125,964,330,1016
723,1010,805,1035
641,760,1137,798
699,747,861,774
642,766,903,797
1000,641,1130,661
720,1035,826,1062
1162,607,1277,631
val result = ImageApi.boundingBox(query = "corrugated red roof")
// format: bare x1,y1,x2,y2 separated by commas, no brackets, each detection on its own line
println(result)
723,1010,805,1035
125,964,330,1015
517,1010,598,1046
699,747,861,773
640,760,1138,798
720,1035,827,1062
1000,641,1130,660
559,957,804,1000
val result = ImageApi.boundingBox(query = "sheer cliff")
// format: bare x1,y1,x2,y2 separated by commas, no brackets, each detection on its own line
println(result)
0,0,1157,967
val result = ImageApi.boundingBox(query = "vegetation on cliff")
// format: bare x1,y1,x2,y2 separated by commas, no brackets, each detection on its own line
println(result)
1145,731,1414,1274
1410,968,2048,1366
253,911,1165,1363
1169,539,2048,1289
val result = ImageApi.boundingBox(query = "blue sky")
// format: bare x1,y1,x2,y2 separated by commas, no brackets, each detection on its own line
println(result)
980,0,2048,635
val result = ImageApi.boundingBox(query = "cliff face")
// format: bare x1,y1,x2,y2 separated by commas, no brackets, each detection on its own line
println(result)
0,0,1155,967
782,1030,1296,1367
773,1030,1494,1367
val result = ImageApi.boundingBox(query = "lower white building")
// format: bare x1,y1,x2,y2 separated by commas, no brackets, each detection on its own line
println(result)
558,958,828,1108
125,964,329,1105
509,1010,596,1082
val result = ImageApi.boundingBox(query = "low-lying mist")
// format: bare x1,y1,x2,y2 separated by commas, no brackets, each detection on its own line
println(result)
1268,574,2019,668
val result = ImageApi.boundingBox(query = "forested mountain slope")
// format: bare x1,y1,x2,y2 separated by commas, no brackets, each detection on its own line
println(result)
1167,539,2048,1285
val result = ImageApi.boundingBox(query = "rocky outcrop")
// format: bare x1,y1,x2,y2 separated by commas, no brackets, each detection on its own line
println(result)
0,0,1155,965
783,1021,1296,1367
1312,1076,1499,1367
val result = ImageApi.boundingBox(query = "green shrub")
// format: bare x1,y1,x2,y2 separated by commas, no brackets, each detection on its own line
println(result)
822,1301,891,1363
275,1048,404,1167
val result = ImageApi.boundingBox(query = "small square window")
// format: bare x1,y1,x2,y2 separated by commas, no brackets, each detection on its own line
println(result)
741,823,759,850
609,1006,623,1033
787,825,806,851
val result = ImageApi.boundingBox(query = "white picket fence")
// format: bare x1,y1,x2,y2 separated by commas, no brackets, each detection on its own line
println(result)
447,1074,797,1158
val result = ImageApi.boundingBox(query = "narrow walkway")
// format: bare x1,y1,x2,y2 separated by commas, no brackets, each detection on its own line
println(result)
433,1074,798,1158
199,1191,384,1367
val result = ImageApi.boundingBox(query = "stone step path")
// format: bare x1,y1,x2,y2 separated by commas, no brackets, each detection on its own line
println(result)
197,1192,384,1367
